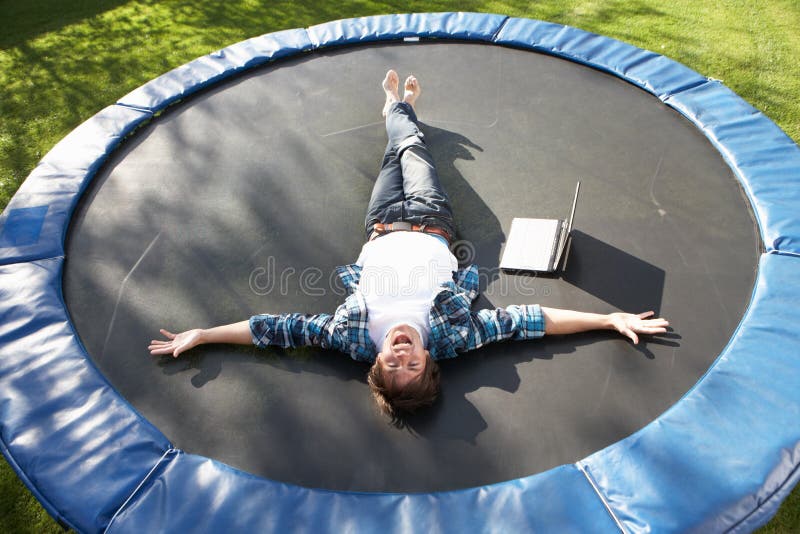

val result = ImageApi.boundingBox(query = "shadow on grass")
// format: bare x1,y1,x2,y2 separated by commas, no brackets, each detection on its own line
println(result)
0,0,131,49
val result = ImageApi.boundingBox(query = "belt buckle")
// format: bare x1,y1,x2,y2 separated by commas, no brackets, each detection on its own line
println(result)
391,221,412,231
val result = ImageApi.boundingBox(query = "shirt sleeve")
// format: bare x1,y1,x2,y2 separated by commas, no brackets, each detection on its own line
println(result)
468,304,545,349
249,313,342,350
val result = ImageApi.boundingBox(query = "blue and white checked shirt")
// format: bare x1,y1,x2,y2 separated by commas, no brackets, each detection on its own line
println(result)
249,263,545,362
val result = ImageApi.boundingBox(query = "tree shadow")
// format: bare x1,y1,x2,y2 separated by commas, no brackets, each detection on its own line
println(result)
0,0,131,48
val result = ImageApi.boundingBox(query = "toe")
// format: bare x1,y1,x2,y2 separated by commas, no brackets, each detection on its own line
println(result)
384,71,400,94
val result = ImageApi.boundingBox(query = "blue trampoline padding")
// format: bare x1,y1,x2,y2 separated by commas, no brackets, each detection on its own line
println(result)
118,28,313,113
494,17,708,99
306,12,507,47
104,452,618,533
580,252,800,533
0,205,48,248
0,258,171,532
0,105,151,266
2,11,800,533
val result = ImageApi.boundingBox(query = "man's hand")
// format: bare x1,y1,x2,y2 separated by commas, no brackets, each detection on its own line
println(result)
608,311,669,344
542,307,669,343
149,328,204,357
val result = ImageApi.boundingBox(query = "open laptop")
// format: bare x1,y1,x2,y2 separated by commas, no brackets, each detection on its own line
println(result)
499,182,580,273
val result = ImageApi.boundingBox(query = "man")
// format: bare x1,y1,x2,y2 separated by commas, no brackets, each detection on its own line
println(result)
149,70,669,421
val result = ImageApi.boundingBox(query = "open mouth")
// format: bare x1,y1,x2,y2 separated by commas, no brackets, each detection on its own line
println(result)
392,333,413,349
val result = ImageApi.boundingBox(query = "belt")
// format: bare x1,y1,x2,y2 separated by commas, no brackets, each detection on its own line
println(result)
370,221,452,243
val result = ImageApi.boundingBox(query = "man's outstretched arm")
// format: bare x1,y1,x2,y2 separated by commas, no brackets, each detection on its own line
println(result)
541,308,669,344
149,321,253,358
149,313,343,358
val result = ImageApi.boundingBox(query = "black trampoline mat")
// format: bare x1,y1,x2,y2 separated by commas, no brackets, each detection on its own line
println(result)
64,42,760,492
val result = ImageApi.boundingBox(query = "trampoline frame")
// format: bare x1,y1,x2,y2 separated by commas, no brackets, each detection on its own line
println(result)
1,12,800,533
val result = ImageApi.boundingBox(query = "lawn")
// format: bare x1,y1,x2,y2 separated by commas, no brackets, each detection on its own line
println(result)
1,0,798,532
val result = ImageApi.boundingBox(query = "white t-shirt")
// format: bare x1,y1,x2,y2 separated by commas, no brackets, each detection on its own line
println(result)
356,231,458,350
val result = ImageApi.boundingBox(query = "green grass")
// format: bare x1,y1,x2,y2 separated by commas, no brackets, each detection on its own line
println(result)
0,461,63,533
1,0,798,531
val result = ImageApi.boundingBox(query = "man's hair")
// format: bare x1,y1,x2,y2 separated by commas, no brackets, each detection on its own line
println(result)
367,354,440,424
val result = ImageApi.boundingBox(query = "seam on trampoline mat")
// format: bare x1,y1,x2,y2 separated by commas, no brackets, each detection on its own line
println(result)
114,102,156,115
0,254,65,268
577,463,627,533
661,78,710,100
769,249,800,258
726,445,800,534
104,447,178,533
488,15,510,42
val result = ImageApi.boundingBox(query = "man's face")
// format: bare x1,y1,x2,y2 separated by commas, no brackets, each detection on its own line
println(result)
376,324,429,389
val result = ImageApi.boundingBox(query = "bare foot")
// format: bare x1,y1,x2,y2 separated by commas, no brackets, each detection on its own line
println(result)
402,75,421,108
382,69,400,117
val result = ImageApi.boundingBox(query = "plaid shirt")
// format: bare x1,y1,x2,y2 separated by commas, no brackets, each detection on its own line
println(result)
250,263,545,362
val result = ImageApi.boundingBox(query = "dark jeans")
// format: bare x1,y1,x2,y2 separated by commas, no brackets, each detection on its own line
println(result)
364,102,457,240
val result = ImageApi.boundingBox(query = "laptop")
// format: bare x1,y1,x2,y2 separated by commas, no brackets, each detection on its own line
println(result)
500,182,580,273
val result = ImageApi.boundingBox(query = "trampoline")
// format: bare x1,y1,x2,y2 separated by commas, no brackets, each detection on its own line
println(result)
1,12,800,533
